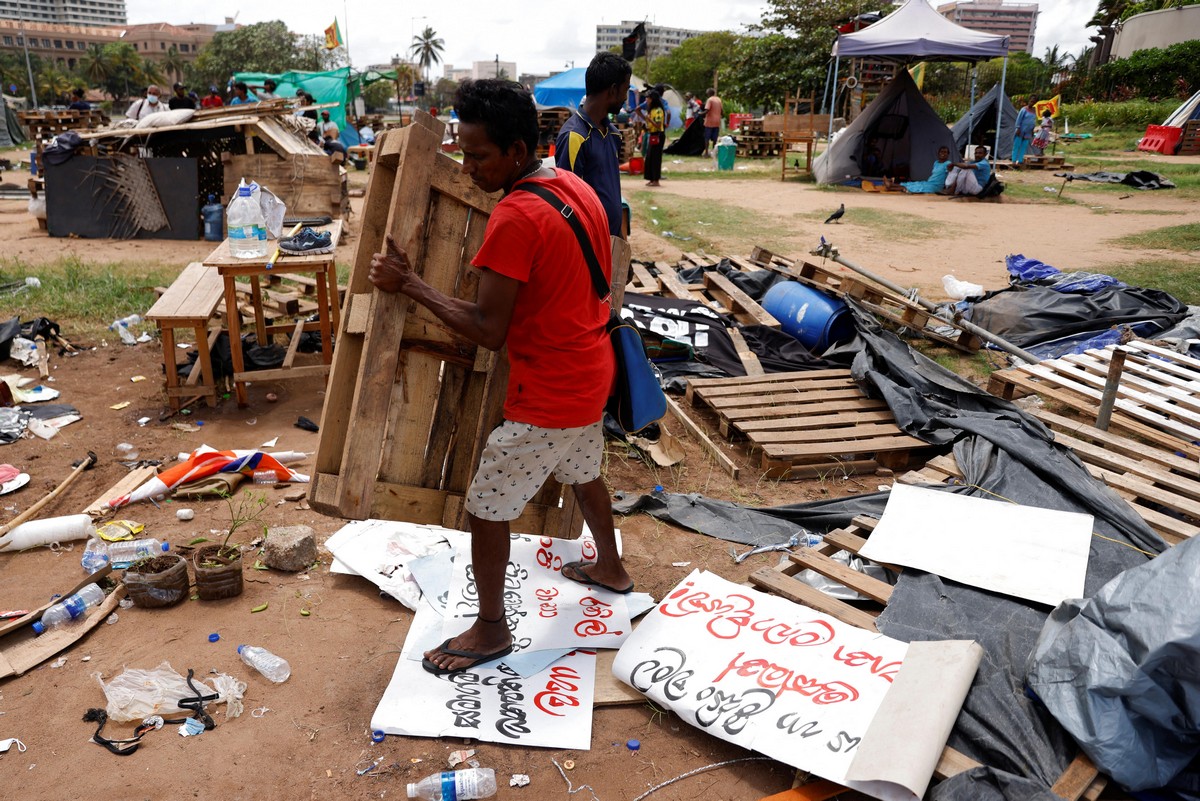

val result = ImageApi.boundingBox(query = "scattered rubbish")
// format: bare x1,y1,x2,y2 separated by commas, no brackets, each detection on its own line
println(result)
357,756,385,775
408,768,497,800
109,314,141,346
171,423,201,433
250,603,269,613
32,582,105,633
562,760,575,771
81,655,91,662
261,436,279,448
176,509,194,521
0,609,30,620
105,613,118,625
245,418,257,426
114,443,138,462
294,416,320,432
266,393,278,403
448,748,476,767
371,730,386,743
671,562,690,567
96,520,143,541
237,644,291,682
1043,186,1057,192
732,531,819,564
661,232,693,241
510,774,530,788
300,609,311,616
136,333,152,344
1,513,94,553
208,633,220,643
118,598,134,609
130,376,146,383
942,274,984,301
626,739,640,751
49,657,67,668
0,738,27,754
250,706,270,718
552,759,596,799
136,416,151,426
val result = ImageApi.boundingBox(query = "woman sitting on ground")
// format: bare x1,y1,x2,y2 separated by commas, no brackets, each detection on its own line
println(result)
901,146,952,194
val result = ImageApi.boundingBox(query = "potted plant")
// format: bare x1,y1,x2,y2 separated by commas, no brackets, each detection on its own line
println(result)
191,490,267,601
124,552,190,608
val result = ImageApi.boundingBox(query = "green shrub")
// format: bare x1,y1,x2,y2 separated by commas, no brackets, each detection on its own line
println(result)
1086,40,1200,100
1063,99,1181,128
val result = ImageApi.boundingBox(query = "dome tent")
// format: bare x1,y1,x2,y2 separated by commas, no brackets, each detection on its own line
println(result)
951,83,1017,159
533,68,684,128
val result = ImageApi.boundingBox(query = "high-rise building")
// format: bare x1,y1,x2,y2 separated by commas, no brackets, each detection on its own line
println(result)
0,0,127,27
595,21,705,58
937,0,1038,53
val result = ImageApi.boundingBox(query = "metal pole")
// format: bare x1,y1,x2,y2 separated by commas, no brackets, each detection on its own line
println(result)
18,11,38,108
966,66,977,156
810,241,1040,365
828,57,840,142
1095,348,1127,431
821,59,834,115
994,55,1008,161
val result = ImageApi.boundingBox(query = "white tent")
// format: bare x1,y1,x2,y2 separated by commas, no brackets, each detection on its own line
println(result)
826,0,1011,157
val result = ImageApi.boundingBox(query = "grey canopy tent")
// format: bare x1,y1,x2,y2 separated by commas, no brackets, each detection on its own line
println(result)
822,0,1011,166
812,68,954,184
951,83,1017,159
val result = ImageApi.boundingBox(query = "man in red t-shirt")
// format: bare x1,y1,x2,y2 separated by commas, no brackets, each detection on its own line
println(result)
369,80,632,676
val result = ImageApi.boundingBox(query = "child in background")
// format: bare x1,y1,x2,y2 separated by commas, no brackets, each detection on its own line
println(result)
1032,109,1054,152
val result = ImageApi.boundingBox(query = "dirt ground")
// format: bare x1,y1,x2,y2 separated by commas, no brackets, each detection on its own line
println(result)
0,151,1186,799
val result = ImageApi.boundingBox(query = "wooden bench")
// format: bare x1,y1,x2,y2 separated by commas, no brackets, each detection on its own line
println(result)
146,262,225,411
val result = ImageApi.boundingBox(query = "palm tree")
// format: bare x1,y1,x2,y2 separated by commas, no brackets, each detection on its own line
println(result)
139,56,166,88
409,25,444,86
161,45,185,85
77,43,113,92
105,42,141,100
37,65,72,105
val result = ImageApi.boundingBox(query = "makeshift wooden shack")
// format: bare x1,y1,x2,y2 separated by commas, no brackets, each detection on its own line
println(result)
42,101,342,240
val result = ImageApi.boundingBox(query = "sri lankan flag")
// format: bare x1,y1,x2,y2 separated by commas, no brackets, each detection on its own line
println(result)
908,62,926,90
1035,94,1061,119
324,19,343,50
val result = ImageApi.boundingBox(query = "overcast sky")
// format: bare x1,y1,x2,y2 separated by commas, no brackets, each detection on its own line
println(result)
127,1,1099,76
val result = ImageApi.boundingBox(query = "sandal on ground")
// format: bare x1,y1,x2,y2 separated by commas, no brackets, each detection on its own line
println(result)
421,638,513,676
560,560,634,594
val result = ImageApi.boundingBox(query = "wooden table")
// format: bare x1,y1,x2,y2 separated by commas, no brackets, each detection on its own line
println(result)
202,220,343,406
781,133,816,180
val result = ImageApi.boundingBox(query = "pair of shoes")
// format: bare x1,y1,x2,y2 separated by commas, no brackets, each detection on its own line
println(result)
560,560,634,594
421,638,514,676
279,227,333,255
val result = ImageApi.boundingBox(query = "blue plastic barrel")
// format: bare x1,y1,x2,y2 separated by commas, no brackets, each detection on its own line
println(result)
761,281,855,353
29,150,38,177
201,194,224,242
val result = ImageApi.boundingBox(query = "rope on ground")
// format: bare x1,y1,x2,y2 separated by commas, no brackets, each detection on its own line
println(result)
630,756,775,801
552,758,601,801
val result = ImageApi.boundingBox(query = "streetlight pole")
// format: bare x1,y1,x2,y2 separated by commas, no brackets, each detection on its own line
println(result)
18,9,38,108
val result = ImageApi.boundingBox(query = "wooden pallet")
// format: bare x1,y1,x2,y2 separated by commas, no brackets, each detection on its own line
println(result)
686,370,929,478
309,113,581,536
987,342,1200,459
1179,120,1200,156
747,518,1107,799
766,258,981,353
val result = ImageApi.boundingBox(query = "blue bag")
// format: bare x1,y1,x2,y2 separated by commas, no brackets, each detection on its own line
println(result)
515,183,667,433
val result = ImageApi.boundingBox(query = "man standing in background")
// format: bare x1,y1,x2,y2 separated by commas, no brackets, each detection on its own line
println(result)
554,52,631,239
703,87,723,158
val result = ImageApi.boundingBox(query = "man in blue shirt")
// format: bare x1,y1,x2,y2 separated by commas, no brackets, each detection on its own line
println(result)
555,52,631,238
946,145,991,196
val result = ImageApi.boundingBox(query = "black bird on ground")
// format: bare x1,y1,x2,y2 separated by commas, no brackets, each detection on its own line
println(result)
824,204,845,224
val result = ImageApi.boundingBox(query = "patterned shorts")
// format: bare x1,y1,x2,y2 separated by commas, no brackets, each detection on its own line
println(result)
464,420,603,522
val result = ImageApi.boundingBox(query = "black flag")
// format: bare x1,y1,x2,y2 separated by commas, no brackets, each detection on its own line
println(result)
621,22,646,61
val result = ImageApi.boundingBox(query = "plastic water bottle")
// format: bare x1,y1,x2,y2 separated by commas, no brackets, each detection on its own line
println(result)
103,538,169,568
32,583,106,634
110,314,141,345
227,181,267,258
201,193,225,242
81,538,110,573
238,645,291,683
407,768,497,800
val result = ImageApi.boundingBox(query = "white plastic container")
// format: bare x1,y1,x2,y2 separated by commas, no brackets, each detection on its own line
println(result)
0,513,95,552
407,768,497,800
32,583,105,634
227,181,268,259
238,644,291,683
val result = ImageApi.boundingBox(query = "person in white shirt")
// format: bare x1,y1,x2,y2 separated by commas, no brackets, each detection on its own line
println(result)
256,79,278,102
320,110,340,139
126,85,164,120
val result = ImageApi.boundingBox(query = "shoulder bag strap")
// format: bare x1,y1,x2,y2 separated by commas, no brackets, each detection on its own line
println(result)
512,182,610,302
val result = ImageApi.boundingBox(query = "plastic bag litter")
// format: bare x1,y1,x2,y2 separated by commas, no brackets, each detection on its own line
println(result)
27,197,46,220
94,661,225,722
210,673,247,718
942,274,984,301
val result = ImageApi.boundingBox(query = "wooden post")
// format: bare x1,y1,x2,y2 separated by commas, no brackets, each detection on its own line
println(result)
1095,347,1127,431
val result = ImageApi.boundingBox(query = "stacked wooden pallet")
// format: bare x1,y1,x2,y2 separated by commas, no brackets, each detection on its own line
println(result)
687,370,928,478
988,342,1200,459
627,251,782,330
747,246,982,353
1179,120,1200,156
734,118,783,158
536,107,571,158
1010,154,1074,170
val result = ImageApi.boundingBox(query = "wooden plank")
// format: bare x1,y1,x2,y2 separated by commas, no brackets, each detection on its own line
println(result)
1033,409,1200,479
666,396,739,479
594,647,644,707
84,466,158,517
728,328,764,376
1051,753,1102,801
737,410,896,434
751,422,910,446
703,272,780,327
788,548,894,604
749,567,878,631
761,434,926,460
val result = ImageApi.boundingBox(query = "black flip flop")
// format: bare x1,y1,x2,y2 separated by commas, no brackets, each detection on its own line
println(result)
421,638,514,677
561,560,635,595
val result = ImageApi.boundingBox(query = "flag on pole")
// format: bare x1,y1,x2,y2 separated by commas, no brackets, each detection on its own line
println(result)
908,62,926,89
621,22,646,61
324,19,343,50
1035,94,1061,119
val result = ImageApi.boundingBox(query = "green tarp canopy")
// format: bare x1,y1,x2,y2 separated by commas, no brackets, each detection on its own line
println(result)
233,67,400,147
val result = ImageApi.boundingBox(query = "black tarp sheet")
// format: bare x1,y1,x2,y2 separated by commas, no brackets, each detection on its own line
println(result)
1054,170,1176,190
963,284,1188,348
664,119,705,156
613,304,1169,799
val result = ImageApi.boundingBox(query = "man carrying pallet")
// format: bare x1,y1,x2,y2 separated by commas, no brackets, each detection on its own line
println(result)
368,79,633,676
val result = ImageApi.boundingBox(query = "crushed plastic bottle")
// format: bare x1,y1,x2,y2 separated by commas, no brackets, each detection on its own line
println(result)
103,538,169,568
32,583,105,634
407,768,497,800
109,314,141,345
81,538,110,574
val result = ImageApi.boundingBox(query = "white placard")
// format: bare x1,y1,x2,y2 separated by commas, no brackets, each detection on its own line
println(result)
442,534,632,653
859,484,1092,606
324,519,466,610
371,599,597,750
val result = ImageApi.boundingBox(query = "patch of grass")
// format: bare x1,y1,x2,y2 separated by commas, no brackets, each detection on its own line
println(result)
0,256,172,334
628,191,793,254
1103,259,1200,304
827,207,949,241
1113,223,1200,253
